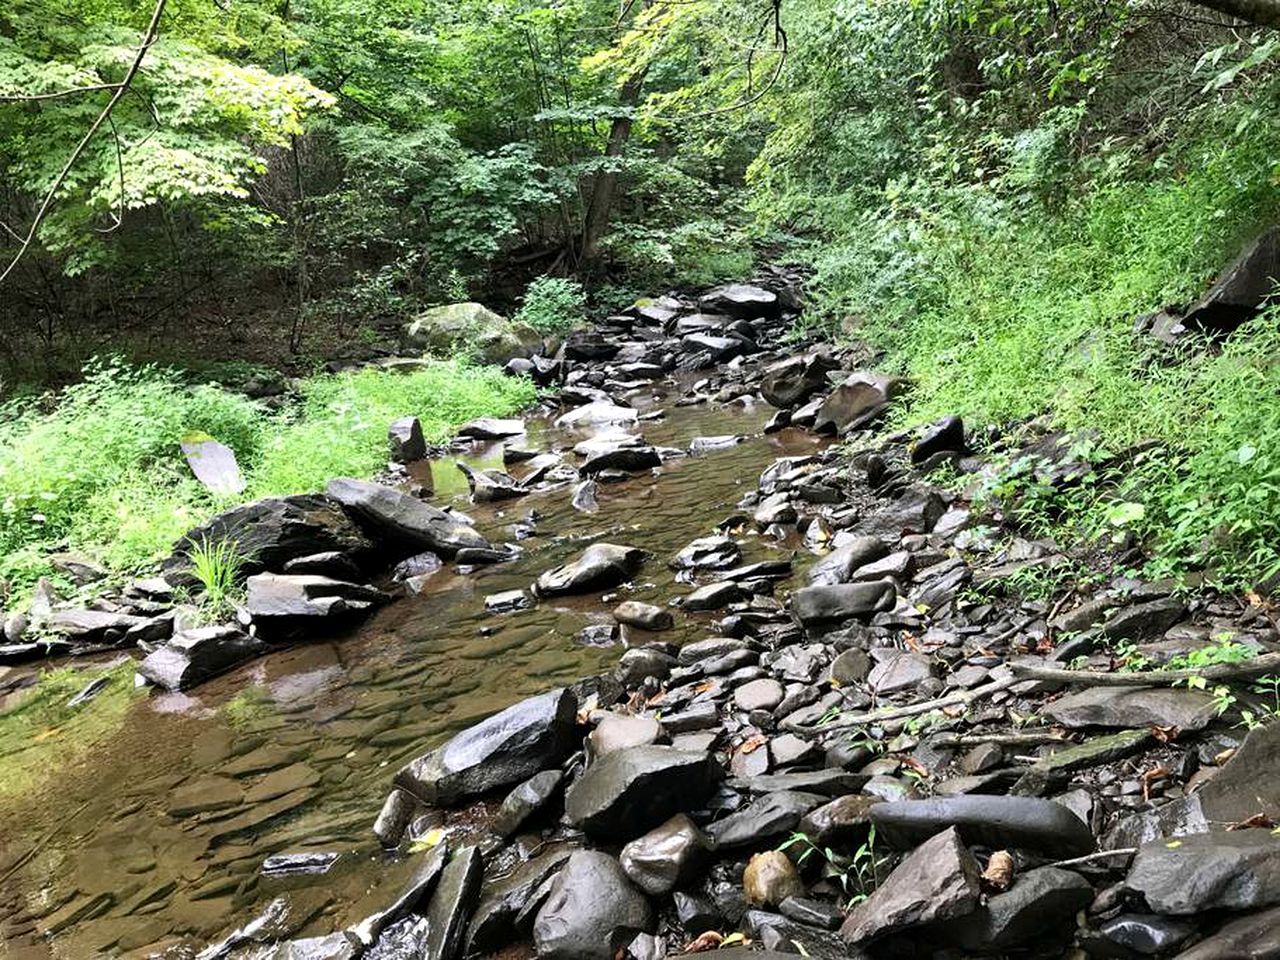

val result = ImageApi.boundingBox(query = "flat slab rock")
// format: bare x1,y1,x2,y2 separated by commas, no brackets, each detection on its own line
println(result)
534,543,647,598
1126,830,1280,915
395,687,576,805
564,745,719,841
1044,685,1218,732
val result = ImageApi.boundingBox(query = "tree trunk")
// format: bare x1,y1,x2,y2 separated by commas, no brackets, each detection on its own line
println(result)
579,70,646,275
1191,0,1280,26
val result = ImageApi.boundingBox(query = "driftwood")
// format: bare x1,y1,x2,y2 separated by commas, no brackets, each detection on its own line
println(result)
783,673,1018,738
1009,651,1280,687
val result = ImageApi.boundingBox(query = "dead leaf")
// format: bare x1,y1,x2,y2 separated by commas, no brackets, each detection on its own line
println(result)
739,735,768,755
694,681,716,696
901,756,930,778
1140,765,1171,802
982,850,1014,891
1214,747,1237,766
1150,724,1180,744
683,931,724,953
1226,813,1276,831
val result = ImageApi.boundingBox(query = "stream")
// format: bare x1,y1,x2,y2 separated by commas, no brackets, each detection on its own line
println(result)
0,379,827,958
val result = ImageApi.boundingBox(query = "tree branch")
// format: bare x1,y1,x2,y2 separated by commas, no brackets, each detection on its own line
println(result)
1190,0,1280,27
1009,651,1280,686
0,0,168,285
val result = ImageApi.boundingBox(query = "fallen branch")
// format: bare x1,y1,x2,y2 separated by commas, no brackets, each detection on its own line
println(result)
0,0,167,286
783,672,1018,738
1049,847,1137,870
929,730,1073,748
1009,651,1280,687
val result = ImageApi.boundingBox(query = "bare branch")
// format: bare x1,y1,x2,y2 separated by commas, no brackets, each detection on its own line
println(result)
1008,651,1280,686
0,0,168,285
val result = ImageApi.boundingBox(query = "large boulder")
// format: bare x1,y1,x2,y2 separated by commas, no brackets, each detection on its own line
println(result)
164,494,371,582
869,796,1095,858
1183,227,1280,332
761,352,839,408
533,851,653,960
533,543,647,598
807,537,889,586
1126,830,1280,915
564,746,719,840
938,866,1093,952
791,581,896,627
620,814,712,895
1044,686,1218,732
326,478,490,558
405,302,543,366
467,848,573,954
396,688,577,805
243,573,388,636
698,283,780,319
137,625,268,691
813,372,904,435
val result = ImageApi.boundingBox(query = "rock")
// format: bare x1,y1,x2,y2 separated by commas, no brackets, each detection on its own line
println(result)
699,283,779,319
681,581,746,611
911,415,965,464
1183,226,1280,332
456,463,526,502
1102,598,1187,640
870,796,1094,858
570,479,601,515
743,851,804,908
708,791,826,849
1096,914,1198,956
867,651,934,695
734,678,785,712
406,302,542,365
423,845,484,960
731,769,863,796
457,417,526,440
689,435,746,453
813,372,904,435
779,897,843,931
1044,686,1218,732
396,688,577,805
800,795,880,847
534,543,647,597
327,478,490,557
672,535,741,571
761,352,839,408
807,537,889,586
137,625,267,691
588,715,665,760
533,851,653,960
467,848,573,954
1193,721,1280,824
1170,903,1280,959
492,770,564,837
617,648,675,686
180,433,247,496
555,402,639,429
620,814,712,895
613,601,672,631
484,589,531,614
565,329,620,360
581,445,661,475
373,789,417,848
261,852,341,877
840,827,981,944
791,581,896,626
243,573,387,634
1012,729,1151,796
939,866,1093,951
388,417,427,463
47,608,148,644
564,746,718,840
1126,830,1280,915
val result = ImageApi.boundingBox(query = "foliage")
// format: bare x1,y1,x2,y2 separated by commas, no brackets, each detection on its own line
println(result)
513,276,587,335
780,826,886,908
187,535,246,618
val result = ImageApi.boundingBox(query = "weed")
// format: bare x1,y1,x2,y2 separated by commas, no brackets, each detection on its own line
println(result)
188,536,246,619
513,276,587,336
780,825,888,908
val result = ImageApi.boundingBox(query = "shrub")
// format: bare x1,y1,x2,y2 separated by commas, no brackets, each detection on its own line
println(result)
513,276,587,335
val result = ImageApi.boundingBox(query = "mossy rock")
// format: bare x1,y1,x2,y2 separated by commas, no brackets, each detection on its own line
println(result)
404,302,543,366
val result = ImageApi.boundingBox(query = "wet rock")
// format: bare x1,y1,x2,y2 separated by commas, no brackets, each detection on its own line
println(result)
689,435,747,454
672,535,741,571
534,543,647,597
396,687,577,805
492,770,564,837
391,551,443,583
466,847,573,954
555,402,639,429
708,791,826,849
564,746,719,840
791,581,896,627
613,601,672,632
423,845,484,960
911,415,965,464
1126,830,1280,914
47,608,148,644
840,827,981,944
761,352,839,408
620,813,712,895
388,417,426,463
243,573,387,634
1102,598,1187,641
588,715,665,760
779,897,843,931
870,796,1094,859
1171,903,1280,959
867,651,934,695
581,445,661,475
734,678,785,712
571,480,600,514
813,372,904,435
456,463,526,502
484,589,531,614
373,789,417,848
744,850,805,908
458,417,526,440
682,581,746,611
616,647,676,686
807,537,890,586
137,625,267,692
799,795,880,847
327,478,490,557
533,851,653,960
1183,226,1280,332
1096,914,1197,956
165,494,371,581
1044,686,1218,732
576,623,619,647
938,866,1093,952
699,283,779,319
261,852,340,877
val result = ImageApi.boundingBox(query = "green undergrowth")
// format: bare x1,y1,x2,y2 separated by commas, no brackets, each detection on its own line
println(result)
799,95,1280,589
0,358,536,606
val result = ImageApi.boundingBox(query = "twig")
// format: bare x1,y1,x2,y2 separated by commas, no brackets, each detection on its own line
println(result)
1009,652,1280,687
1050,847,1137,869
0,83,121,103
929,730,1073,748
0,0,168,286
783,673,1018,738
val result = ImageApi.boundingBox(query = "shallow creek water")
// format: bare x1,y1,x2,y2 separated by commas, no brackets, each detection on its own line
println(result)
0,382,829,958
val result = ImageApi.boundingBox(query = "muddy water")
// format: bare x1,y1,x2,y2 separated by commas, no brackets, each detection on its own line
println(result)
0,384,827,958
